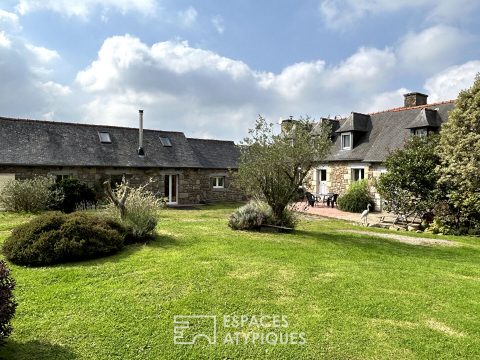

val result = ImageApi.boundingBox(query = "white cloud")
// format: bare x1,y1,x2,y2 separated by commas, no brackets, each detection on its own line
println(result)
14,0,157,18
318,0,480,30
39,81,72,96
73,35,402,139
177,6,197,28
424,61,480,102
0,31,11,47
361,88,411,113
0,25,72,120
211,16,225,34
0,9,20,30
26,44,60,63
398,25,473,74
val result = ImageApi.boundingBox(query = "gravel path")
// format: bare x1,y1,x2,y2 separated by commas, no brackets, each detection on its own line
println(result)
343,230,459,247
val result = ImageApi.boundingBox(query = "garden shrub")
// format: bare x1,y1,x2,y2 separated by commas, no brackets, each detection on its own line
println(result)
337,180,374,213
0,176,58,212
0,260,16,344
2,212,126,266
50,178,96,213
229,200,299,230
105,181,163,241
229,200,269,230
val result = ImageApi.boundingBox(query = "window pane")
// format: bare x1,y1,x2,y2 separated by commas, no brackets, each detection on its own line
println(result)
342,134,351,148
98,132,111,143
160,137,172,147
320,169,327,181
352,168,364,181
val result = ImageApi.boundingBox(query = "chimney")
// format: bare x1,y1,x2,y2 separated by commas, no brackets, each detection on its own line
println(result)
280,116,296,133
138,109,145,157
404,92,428,108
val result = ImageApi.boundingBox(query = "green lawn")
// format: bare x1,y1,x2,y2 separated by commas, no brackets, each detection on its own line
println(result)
0,204,479,360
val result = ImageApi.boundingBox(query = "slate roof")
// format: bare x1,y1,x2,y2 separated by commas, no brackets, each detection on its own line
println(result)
0,117,239,169
325,100,455,163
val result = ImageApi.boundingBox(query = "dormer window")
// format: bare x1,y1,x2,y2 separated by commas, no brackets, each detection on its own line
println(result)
413,128,428,137
98,132,111,144
341,132,352,150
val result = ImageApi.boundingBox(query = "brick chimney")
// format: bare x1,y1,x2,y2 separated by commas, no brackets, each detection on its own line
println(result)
404,92,428,108
280,116,296,133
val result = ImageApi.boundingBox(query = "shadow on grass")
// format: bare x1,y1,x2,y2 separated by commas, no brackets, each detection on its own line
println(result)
293,229,479,261
0,340,77,360
52,233,180,269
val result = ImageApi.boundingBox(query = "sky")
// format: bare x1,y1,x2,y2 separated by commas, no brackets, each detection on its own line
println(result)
0,0,480,141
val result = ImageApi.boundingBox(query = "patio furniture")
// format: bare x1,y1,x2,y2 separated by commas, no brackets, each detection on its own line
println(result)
305,192,316,207
325,193,338,208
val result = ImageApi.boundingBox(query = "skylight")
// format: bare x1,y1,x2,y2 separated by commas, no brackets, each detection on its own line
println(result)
98,132,112,144
160,137,172,147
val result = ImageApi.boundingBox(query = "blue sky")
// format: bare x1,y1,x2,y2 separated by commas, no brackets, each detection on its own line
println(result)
1,0,479,141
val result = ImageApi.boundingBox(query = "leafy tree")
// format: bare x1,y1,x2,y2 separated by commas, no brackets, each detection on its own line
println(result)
376,135,440,223
436,74,480,232
234,116,331,226
50,178,96,213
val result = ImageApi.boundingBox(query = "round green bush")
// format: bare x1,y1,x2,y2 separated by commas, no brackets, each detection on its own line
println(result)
337,180,375,213
2,212,127,266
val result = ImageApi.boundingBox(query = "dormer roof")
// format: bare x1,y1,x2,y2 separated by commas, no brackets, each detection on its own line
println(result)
405,108,441,129
336,112,370,133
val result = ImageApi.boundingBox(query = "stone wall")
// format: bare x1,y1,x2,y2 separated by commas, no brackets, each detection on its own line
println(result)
0,166,244,205
309,162,387,211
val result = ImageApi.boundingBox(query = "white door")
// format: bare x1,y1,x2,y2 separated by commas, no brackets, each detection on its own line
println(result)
317,169,327,194
164,174,179,204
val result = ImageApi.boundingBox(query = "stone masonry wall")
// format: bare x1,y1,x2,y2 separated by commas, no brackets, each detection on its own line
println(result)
0,166,244,205
309,162,387,211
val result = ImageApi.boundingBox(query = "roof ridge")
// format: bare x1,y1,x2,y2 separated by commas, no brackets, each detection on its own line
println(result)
0,116,185,135
368,99,456,115
187,137,235,143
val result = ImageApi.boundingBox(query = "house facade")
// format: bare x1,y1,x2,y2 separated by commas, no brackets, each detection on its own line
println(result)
0,115,244,205
305,92,455,210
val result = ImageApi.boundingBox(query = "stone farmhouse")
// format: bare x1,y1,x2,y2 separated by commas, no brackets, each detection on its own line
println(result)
0,111,243,205
302,92,455,210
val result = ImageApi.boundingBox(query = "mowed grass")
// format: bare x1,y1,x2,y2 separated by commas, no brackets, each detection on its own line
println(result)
0,204,480,360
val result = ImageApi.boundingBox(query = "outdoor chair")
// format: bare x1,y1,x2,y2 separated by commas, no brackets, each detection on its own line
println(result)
326,193,338,208
305,191,316,208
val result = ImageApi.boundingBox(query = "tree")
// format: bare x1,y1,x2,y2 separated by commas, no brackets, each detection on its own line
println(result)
376,135,440,224
436,74,480,231
234,116,332,225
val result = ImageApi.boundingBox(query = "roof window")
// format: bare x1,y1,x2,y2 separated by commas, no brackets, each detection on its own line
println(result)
160,137,172,147
98,132,112,144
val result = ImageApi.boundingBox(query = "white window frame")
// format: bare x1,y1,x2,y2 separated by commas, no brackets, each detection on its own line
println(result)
414,128,428,137
350,166,366,182
341,132,352,150
212,176,225,189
